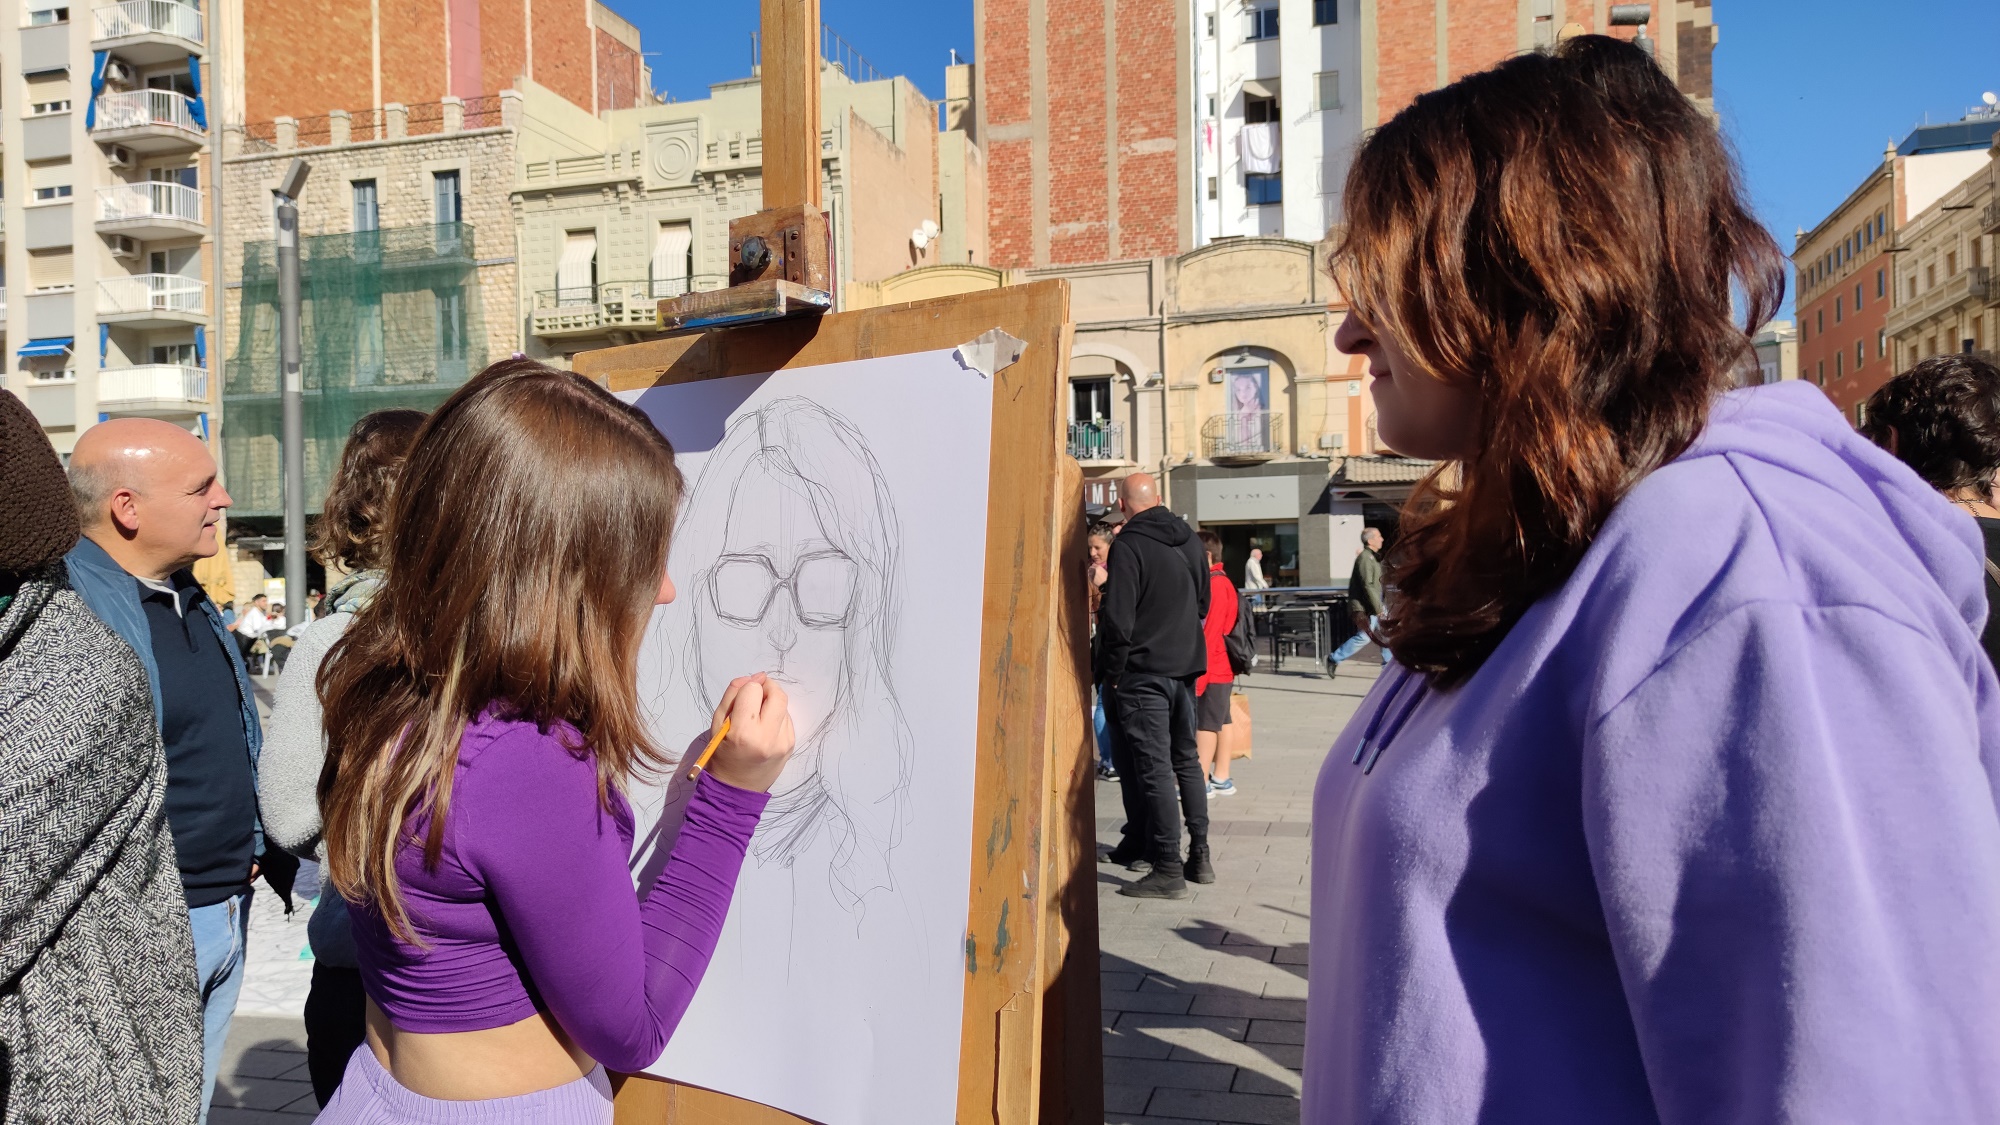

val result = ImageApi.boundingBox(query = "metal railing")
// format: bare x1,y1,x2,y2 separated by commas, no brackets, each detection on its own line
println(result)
97,180,203,223
93,0,203,43
93,88,201,134
98,363,208,406
1973,265,1995,303
1984,198,2000,235
1067,420,1125,461
97,273,207,315
1201,410,1286,461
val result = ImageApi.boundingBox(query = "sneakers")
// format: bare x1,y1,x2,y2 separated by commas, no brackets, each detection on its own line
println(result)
1327,658,1340,677
1208,778,1237,798
1118,869,1191,899
1096,763,1120,782
1184,842,1215,885
1101,845,1150,873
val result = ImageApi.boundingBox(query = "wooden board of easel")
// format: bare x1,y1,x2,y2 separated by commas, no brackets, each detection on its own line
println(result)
574,284,1102,1125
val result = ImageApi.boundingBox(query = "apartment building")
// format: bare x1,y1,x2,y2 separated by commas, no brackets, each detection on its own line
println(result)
1796,111,2000,423
1735,319,1798,388
5,0,219,458
1885,128,1998,379
978,0,1718,267
515,57,987,359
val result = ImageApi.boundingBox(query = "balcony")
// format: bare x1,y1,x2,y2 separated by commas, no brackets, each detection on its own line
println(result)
1984,198,2000,236
529,277,724,339
1067,420,1127,463
93,0,203,64
0,288,8,325
98,363,209,417
97,272,207,328
1886,266,1994,338
1202,410,1286,465
91,88,205,153
97,180,205,240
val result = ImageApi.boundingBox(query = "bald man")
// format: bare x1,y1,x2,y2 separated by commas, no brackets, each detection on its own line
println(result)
1098,471,1211,899
65,419,265,1122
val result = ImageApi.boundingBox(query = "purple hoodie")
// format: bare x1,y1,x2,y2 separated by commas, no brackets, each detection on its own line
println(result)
1306,382,2000,1124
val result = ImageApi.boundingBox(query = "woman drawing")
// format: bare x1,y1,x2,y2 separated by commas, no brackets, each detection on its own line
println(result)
667,396,913,917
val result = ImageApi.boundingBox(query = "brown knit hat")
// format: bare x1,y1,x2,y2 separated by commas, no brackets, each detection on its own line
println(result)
0,390,80,572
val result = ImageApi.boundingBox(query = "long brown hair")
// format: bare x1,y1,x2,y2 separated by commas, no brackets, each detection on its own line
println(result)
1330,36,1784,686
310,408,427,573
317,359,684,944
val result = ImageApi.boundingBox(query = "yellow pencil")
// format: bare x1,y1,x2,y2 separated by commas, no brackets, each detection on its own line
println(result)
688,717,732,779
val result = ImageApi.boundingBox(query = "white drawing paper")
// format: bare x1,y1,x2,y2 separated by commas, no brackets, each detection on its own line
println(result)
618,347,994,1125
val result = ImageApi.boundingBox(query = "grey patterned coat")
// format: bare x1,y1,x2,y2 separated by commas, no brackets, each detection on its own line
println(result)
0,566,201,1124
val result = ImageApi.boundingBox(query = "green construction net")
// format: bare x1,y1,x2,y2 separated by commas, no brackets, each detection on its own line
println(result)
224,222,486,519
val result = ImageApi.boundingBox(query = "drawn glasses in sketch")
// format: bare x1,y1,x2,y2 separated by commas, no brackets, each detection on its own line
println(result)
709,551,860,628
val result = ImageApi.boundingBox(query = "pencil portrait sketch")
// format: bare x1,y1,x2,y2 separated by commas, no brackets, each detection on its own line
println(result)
660,396,914,917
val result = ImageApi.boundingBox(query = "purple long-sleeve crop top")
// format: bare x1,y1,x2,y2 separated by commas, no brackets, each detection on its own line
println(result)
348,710,767,1075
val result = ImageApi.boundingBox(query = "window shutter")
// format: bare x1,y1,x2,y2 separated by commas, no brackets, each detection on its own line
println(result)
29,248,73,290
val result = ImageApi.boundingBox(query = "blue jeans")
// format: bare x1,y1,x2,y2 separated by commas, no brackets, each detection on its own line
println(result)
1331,613,1390,664
190,890,252,1123
1093,692,1114,769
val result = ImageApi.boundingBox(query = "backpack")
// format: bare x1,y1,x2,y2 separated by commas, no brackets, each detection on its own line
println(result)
1224,589,1256,676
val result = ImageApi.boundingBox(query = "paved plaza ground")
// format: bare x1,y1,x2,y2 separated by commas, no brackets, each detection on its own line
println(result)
215,663,1373,1122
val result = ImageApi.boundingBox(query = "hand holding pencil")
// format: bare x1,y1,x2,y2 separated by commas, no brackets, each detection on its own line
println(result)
694,672,796,793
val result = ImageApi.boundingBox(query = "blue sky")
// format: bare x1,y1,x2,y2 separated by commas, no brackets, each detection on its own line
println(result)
628,0,2000,316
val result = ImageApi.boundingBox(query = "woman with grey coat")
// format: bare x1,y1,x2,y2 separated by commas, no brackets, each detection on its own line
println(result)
256,408,424,1105
0,390,201,1123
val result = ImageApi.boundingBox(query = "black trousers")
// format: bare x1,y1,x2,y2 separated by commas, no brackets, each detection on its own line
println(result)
304,963,368,1106
1109,673,1208,875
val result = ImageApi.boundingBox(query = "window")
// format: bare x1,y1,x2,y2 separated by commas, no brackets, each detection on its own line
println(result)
436,288,468,369
1248,6,1278,40
1835,296,1842,323
1855,341,1864,370
28,248,73,291
1313,0,1338,24
1816,360,1824,385
1316,71,1341,111
1946,251,1958,275
1878,328,1887,357
1206,96,1216,117
1244,93,1279,124
433,170,462,225
27,7,69,24
1204,12,1215,36
1206,176,1217,200
1855,402,1868,428
650,220,693,298
1816,309,1823,334
355,300,384,384
1854,282,1862,311
1909,276,1917,299
31,185,70,201
1877,268,1885,299
1071,377,1112,423
1246,173,1282,205
150,165,197,188
1864,223,1873,247
151,342,195,366
557,230,598,305
1835,350,1843,379
1926,264,1936,289
146,71,196,98
29,100,70,115
351,179,379,232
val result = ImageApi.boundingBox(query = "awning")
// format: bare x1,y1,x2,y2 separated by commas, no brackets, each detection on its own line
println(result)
1242,77,1280,100
18,337,75,359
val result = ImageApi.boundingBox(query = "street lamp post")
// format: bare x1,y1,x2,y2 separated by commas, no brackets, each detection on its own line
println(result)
274,157,310,616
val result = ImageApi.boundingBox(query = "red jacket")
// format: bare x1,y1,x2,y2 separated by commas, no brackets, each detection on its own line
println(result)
1197,563,1238,693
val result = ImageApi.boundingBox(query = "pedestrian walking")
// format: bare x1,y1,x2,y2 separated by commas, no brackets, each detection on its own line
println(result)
256,408,425,1106
65,418,280,1123
312,359,792,1122
1243,546,1270,591
0,392,203,1124
1861,352,2000,671
1097,471,1211,899
1306,36,2000,1123
1326,527,1389,673
1193,530,1239,802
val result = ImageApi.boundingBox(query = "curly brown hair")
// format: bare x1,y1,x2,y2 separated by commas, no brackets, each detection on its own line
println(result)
1330,36,1785,687
1861,353,2000,496
310,409,427,573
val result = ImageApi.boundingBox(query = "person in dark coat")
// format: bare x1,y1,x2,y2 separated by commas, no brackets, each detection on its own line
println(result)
0,391,202,1123
1096,472,1211,899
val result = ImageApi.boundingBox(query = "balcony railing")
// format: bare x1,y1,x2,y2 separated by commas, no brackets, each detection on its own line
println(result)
1201,410,1286,463
97,180,204,223
529,277,729,337
1067,420,1126,461
98,363,208,407
1973,265,1995,304
98,272,207,316
94,0,203,43
1983,198,2000,236
93,88,201,134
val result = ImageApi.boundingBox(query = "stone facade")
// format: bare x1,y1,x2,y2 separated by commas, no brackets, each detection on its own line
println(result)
1886,140,1999,378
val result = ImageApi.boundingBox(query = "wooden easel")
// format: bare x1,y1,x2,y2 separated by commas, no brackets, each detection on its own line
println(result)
573,2,1102,1122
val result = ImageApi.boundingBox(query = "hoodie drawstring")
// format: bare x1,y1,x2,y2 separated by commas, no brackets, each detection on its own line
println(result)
1349,665,1432,775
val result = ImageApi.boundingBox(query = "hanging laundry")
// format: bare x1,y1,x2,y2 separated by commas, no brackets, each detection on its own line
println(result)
1239,122,1280,175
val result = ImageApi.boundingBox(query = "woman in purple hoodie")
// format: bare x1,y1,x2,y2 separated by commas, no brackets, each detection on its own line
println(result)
1307,36,2000,1125
312,359,795,1121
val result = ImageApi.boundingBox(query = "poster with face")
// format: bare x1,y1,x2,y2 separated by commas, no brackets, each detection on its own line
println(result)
1227,364,1271,450
619,348,993,1125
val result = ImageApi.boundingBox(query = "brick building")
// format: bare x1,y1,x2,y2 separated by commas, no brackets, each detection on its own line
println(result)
978,0,1718,269
1796,112,2000,424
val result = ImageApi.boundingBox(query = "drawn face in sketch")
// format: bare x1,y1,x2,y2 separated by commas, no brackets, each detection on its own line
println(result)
675,397,913,914
700,462,855,744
